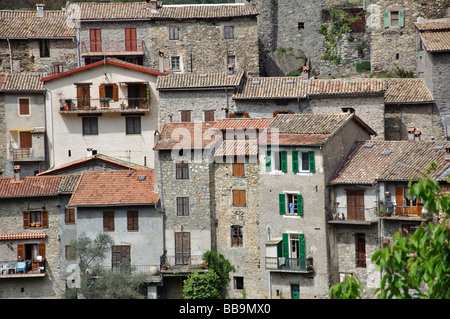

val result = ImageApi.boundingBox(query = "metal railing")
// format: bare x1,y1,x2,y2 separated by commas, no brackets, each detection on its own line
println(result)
12,148,31,160
60,98,150,111
164,255,205,270
265,257,313,272
1,260,46,276
80,40,145,54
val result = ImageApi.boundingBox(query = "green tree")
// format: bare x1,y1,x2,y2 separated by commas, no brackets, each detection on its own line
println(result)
330,164,450,299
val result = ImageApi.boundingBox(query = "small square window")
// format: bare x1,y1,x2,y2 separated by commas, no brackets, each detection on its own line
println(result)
224,26,234,39
126,116,141,134
180,110,191,122
82,117,98,135
234,276,244,290
298,22,305,30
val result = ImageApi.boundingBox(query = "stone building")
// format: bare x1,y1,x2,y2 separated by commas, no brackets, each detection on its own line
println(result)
0,4,78,74
0,174,77,298
330,140,450,297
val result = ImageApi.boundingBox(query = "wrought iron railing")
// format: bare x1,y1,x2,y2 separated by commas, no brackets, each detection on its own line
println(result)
60,97,150,111
80,40,145,53
265,257,313,272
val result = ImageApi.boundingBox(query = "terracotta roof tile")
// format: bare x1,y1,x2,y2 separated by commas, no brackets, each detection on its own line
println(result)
233,76,308,99
415,20,450,31
214,118,273,130
418,30,450,52
68,170,158,207
270,114,353,134
0,176,62,198
308,78,386,96
0,17,74,39
157,71,244,90
0,73,44,92
258,133,332,146
213,139,258,157
385,78,434,104
331,141,450,184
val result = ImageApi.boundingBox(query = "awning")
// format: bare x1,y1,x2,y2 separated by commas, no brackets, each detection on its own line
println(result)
0,233,46,240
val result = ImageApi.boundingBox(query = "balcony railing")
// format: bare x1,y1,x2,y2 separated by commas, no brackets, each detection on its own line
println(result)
12,148,31,160
0,260,46,279
265,257,313,272
81,40,145,54
60,98,150,112
163,255,206,272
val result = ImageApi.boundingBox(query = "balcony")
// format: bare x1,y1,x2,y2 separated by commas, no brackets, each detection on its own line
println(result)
265,257,314,273
0,260,46,279
95,264,162,283
161,255,208,275
80,40,145,56
59,97,150,114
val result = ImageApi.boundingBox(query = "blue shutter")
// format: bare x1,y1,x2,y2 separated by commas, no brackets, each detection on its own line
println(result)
384,11,390,28
399,10,404,27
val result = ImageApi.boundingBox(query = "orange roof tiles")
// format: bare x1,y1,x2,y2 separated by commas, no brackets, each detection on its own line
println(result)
385,78,434,104
68,170,158,207
416,20,450,52
0,73,44,92
0,176,62,198
157,71,244,90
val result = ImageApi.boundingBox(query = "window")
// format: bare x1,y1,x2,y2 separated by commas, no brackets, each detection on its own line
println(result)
171,56,180,71
279,193,303,216
53,63,64,74
17,243,45,266
227,55,236,67
176,161,189,179
89,29,102,52
204,110,215,122
103,211,115,231
224,26,234,39
269,150,287,172
280,233,306,270
112,245,130,272
127,210,139,231
126,116,141,134
19,98,30,116
180,110,191,122
169,27,179,40
298,22,305,30
292,150,315,173
228,112,249,119
82,117,98,135
232,160,245,177
19,131,32,149
23,211,48,228
177,197,189,216
125,28,137,51
356,233,366,268
39,39,50,57
76,84,90,108
175,232,190,265
234,276,244,290
65,245,76,260
99,84,118,102
395,186,423,216
384,10,404,28
231,225,243,247
65,208,75,224
347,189,365,221
232,189,246,207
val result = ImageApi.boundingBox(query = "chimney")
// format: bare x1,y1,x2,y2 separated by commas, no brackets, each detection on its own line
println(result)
36,4,45,17
446,147,450,162
146,0,162,11
13,165,20,180
407,126,415,141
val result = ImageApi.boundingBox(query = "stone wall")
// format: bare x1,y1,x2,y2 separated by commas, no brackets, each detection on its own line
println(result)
213,159,261,298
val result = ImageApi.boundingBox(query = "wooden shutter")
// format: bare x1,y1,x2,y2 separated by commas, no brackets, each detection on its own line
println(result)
89,29,101,52
20,131,32,149
292,151,299,173
282,233,289,259
347,189,365,220
127,211,138,231
265,150,271,172
308,151,315,173
297,194,303,216
233,190,246,206
38,243,45,259
398,10,405,27
384,11,390,28
395,187,404,215
17,244,25,261
112,84,119,102
19,98,30,115
175,232,190,265
281,151,287,173
125,28,137,51
99,84,106,99
232,162,245,177
41,211,48,228
279,193,286,215
23,211,30,228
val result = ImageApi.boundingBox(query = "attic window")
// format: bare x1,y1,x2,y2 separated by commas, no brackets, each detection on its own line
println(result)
363,143,373,148
137,175,146,181
434,145,444,150
381,150,391,155
199,74,208,77
286,79,294,84
251,80,260,85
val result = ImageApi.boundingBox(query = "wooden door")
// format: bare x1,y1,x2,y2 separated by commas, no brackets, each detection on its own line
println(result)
125,28,137,51
19,131,32,149
347,189,365,221
175,232,190,265
89,29,102,52
112,245,131,272
77,84,90,108
356,234,366,268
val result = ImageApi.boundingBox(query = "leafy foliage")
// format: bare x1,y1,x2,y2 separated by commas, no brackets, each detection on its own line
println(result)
69,233,114,273
330,275,361,299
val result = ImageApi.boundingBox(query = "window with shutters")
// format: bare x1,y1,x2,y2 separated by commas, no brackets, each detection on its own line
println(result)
19,98,30,116
89,29,102,52
112,245,130,273
99,84,118,102
292,150,315,173
17,243,46,272
176,161,189,179
76,84,91,108
204,110,215,122
232,189,246,207
271,150,287,173
103,211,115,231
127,210,139,231
175,232,190,265
53,62,64,74
346,189,365,221
279,193,303,216
356,233,366,268
23,211,48,228
125,28,137,51
224,26,234,39
65,208,75,224
126,116,141,134
279,233,306,270
176,197,189,216
180,110,191,122
82,117,98,135
232,159,245,177
169,27,179,40
384,10,404,28
231,225,243,247
19,131,32,149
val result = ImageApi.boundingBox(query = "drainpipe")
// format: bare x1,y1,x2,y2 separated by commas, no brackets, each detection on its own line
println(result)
43,84,55,170
7,38,13,72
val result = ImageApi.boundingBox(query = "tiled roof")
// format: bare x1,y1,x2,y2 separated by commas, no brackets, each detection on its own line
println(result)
75,2,257,20
0,10,66,18
385,78,434,104
308,78,386,96
416,20,450,52
213,139,258,157
68,170,158,207
38,154,150,176
58,175,81,194
0,16,74,39
331,141,450,184
258,133,332,146
270,114,360,134
153,121,220,150
157,71,244,90
214,118,273,130
233,76,308,99
0,176,62,198
0,73,44,92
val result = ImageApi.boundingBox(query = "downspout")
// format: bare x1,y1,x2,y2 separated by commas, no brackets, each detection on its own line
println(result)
43,84,55,170
7,38,13,72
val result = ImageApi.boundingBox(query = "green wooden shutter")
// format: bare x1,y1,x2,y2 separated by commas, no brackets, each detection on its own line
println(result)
384,11,390,28
299,234,306,269
297,194,303,216
265,150,271,172
365,0,370,8
279,193,286,215
292,151,299,173
399,10,404,27
282,233,289,259
308,151,315,173
281,151,287,172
